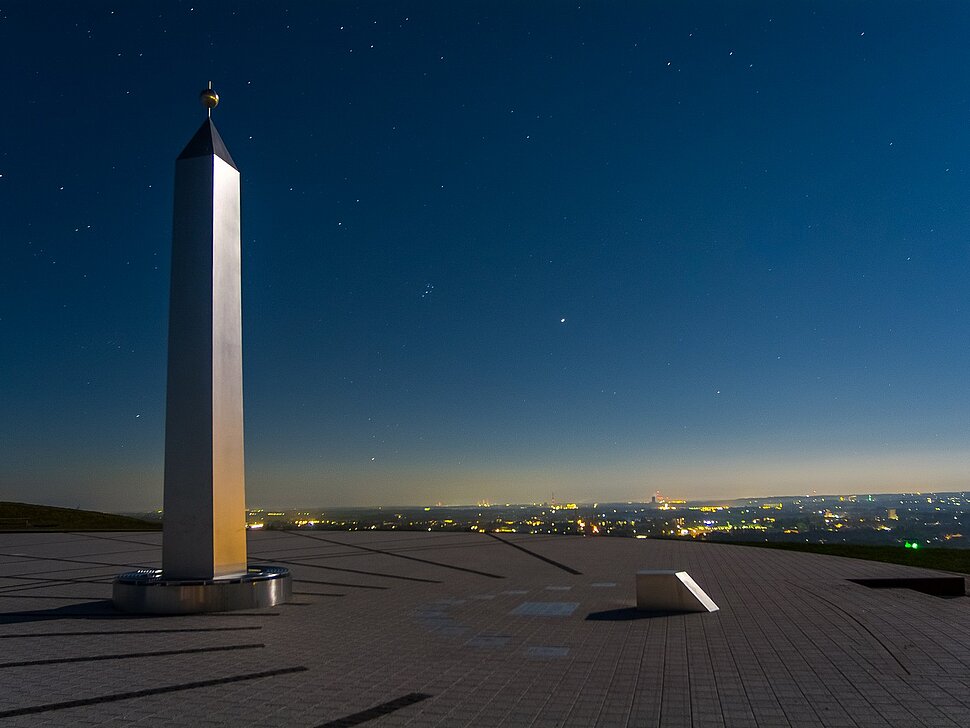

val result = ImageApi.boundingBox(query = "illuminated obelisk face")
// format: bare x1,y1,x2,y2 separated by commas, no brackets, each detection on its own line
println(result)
162,106,247,580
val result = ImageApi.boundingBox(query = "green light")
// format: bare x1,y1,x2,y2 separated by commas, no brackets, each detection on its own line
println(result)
912,542,919,549
904,542,912,548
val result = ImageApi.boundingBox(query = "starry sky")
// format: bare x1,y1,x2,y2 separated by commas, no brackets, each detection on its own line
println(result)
2,1,970,511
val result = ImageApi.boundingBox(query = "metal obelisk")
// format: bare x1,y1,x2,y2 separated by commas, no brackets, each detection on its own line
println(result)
113,85,290,613
161,84,247,580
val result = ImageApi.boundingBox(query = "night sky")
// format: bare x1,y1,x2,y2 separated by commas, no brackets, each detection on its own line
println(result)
3,2,970,510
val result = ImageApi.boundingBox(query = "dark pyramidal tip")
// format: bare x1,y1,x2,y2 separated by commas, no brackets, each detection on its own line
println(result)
177,118,237,170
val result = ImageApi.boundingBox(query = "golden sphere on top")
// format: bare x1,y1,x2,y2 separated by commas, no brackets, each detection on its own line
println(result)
200,87,220,110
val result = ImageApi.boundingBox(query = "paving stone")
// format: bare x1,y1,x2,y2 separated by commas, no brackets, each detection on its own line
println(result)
1,531,968,727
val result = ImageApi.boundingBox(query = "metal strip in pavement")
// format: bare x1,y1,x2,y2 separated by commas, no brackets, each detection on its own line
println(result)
0,642,264,669
263,557,442,584
316,692,433,727
0,626,262,639
0,666,308,718
484,532,582,575
286,531,505,579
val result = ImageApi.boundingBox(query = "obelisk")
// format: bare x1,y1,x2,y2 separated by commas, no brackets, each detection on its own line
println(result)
162,83,247,580
112,86,289,613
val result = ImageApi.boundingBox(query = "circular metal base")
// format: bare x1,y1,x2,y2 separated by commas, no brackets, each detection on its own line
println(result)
112,565,291,614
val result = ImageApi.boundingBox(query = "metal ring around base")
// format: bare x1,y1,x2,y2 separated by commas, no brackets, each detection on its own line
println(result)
112,565,292,614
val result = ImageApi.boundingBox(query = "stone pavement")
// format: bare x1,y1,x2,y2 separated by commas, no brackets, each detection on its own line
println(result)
0,531,968,727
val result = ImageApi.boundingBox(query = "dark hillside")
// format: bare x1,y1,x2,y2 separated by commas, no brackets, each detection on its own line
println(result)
726,540,970,575
0,502,160,531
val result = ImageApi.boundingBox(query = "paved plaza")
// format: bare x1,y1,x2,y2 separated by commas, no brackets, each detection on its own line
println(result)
0,531,968,727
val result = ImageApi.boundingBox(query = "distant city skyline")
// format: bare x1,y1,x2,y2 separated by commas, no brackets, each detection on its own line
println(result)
3,2,970,510
233,491,970,553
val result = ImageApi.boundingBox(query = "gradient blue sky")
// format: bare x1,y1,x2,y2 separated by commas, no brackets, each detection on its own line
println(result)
2,1,970,510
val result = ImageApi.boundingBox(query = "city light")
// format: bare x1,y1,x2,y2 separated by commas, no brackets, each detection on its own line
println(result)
238,492,967,546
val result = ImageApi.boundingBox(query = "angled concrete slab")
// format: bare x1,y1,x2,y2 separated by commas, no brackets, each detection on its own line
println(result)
635,569,719,613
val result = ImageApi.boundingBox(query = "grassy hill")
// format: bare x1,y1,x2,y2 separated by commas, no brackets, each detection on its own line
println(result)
725,540,970,575
0,502,161,531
